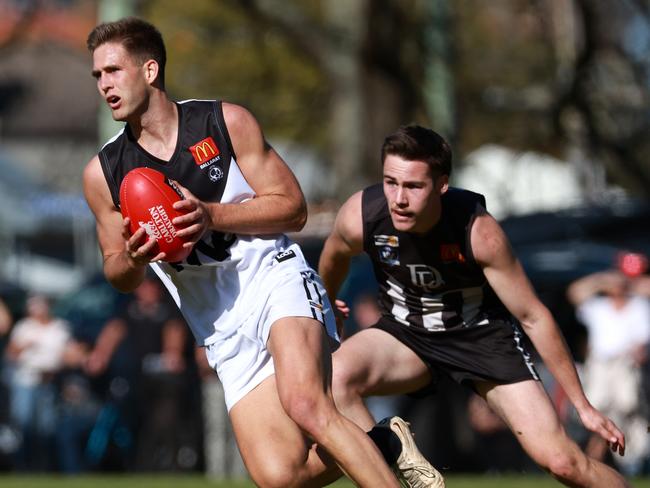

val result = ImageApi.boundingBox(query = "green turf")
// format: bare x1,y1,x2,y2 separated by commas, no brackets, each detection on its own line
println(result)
0,474,648,487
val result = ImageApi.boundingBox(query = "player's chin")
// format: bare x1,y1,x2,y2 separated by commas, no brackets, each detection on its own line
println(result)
110,107,129,122
390,215,417,232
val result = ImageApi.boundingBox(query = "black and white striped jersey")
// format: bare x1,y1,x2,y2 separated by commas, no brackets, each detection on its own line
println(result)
362,184,510,331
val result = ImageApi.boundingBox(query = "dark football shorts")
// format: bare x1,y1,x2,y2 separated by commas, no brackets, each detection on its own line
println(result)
372,316,539,395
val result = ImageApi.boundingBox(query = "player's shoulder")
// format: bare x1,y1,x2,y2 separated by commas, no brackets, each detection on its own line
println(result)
338,190,364,218
83,155,103,184
443,186,486,208
221,102,258,132
332,190,364,242
469,209,509,265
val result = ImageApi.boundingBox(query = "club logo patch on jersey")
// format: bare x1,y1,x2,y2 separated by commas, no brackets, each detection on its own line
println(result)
407,264,445,291
208,165,223,182
189,137,221,167
374,235,400,266
440,243,466,263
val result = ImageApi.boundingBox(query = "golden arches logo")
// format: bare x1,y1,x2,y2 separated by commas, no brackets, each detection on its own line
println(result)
190,137,220,164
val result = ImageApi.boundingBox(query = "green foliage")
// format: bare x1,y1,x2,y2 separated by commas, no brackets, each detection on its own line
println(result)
144,0,328,148
135,0,650,198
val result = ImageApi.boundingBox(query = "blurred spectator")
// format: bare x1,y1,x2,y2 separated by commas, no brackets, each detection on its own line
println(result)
195,346,246,479
0,297,16,470
0,299,12,339
4,294,70,471
57,316,131,473
116,276,201,472
567,259,650,476
58,277,202,473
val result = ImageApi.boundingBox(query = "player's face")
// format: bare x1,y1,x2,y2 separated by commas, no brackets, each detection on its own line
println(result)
383,155,448,234
92,42,150,122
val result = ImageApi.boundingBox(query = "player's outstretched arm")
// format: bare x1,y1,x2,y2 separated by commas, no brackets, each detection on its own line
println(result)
471,211,626,455
83,156,164,292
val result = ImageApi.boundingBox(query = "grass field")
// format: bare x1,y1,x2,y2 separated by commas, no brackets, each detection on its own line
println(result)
0,475,648,487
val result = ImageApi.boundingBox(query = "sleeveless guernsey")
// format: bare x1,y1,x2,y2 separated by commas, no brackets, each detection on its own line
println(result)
99,100,299,345
362,184,510,331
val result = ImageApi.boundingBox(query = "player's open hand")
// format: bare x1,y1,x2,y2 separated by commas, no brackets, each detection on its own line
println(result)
578,404,626,456
171,182,211,248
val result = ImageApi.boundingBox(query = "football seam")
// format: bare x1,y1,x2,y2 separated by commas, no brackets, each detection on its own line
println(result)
139,170,183,220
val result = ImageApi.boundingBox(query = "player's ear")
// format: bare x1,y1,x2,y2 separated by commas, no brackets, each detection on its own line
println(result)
143,59,159,86
436,174,449,194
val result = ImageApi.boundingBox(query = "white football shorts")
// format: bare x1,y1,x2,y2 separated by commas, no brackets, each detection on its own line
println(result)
204,260,338,411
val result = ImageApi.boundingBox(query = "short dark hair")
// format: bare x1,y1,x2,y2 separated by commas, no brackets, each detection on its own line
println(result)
381,125,452,177
87,17,166,86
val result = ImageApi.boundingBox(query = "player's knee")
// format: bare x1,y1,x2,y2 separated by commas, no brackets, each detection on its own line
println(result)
544,451,585,482
331,363,366,407
331,366,355,404
250,460,303,488
282,391,330,437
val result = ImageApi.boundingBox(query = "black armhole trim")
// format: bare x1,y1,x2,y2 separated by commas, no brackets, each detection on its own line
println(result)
361,184,389,251
465,201,487,265
213,101,236,161
98,150,120,209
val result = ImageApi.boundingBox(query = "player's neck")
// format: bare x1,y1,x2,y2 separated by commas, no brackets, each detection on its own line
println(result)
130,94,178,159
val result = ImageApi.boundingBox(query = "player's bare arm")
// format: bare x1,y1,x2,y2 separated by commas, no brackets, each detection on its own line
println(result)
319,191,365,306
83,156,165,292
471,211,626,455
173,103,307,237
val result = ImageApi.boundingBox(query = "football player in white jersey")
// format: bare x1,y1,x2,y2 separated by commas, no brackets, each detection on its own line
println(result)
81,16,430,488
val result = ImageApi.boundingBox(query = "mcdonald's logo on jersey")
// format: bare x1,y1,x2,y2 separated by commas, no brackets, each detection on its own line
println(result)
189,137,220,165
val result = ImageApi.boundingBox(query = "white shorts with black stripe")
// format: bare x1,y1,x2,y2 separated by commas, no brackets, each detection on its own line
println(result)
205,247,338,411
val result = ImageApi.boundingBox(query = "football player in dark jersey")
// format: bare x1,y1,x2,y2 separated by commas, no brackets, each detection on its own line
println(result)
83,16,409,488
319,125,630,487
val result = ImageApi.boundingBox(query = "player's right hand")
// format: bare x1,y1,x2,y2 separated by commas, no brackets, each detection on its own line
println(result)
578,404,626,456
122,217,166,265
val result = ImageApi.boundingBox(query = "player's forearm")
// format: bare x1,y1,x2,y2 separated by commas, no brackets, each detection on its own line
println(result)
103,252,148,293
525,319,591,411
319,247,352,300
206,194,307,235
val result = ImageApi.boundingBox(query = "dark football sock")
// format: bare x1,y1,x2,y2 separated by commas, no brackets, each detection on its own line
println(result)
367,423,402,466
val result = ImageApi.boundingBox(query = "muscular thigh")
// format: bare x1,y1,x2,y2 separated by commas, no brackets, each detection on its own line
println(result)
476,379,578,464
268,316,333,398
230,374,310,480
333,328,431,396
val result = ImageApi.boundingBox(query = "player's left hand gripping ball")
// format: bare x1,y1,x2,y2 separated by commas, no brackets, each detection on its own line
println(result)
119,167,192,262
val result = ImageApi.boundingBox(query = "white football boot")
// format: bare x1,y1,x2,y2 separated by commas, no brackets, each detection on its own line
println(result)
378,416,446,488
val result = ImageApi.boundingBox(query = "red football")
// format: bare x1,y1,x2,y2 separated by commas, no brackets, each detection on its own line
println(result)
119,167,192,262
